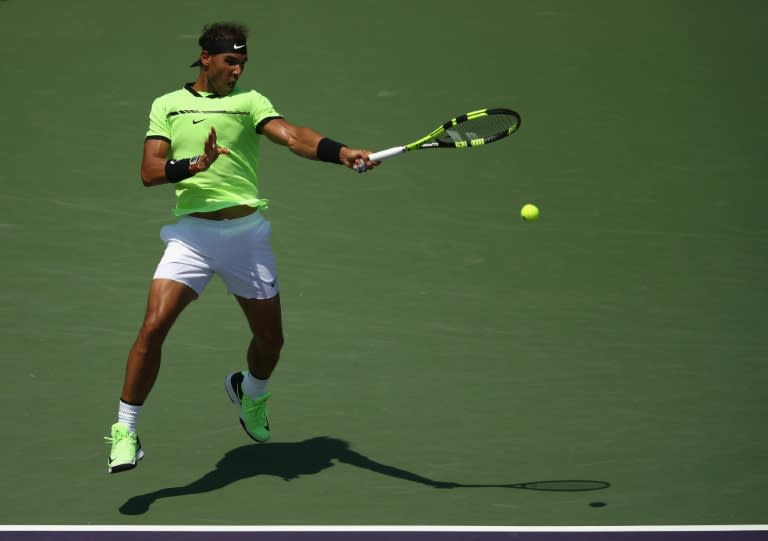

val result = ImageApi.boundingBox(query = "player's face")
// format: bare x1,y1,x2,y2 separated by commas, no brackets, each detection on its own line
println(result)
206,53,247,96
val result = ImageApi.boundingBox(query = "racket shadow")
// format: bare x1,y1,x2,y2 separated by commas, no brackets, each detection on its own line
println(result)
119,436,610,515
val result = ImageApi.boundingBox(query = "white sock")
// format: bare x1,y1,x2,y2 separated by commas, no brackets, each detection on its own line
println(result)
242,372,269,399
118,400,142,433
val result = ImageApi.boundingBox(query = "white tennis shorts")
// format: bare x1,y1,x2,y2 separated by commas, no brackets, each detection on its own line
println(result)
153,210,279,299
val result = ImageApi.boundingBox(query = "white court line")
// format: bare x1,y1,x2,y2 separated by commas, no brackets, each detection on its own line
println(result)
0,525,766,532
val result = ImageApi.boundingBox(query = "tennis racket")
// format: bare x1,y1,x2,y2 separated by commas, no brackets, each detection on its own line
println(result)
354,107,521,172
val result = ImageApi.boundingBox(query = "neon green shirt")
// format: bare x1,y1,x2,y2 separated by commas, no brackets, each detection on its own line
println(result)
145,84,281,216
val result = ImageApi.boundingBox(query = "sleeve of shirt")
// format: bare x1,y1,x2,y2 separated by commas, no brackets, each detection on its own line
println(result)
145,96,171,142
250,91,282,133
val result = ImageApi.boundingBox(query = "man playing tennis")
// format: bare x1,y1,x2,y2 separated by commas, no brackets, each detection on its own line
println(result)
106,21,378,473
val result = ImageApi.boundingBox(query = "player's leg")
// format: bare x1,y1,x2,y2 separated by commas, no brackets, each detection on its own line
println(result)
118,225,213,419
219,211,283,442
237,293,284,379
225,294,284,443
122,278,198,403
107,278,198,474
107,222,214,474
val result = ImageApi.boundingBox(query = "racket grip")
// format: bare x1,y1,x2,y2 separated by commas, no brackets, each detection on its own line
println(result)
354,146,407,172
369,146,407,162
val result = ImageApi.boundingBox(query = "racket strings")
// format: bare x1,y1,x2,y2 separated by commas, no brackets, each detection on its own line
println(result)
437,113,518,144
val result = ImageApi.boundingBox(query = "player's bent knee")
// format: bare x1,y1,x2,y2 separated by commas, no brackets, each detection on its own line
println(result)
138,315,175,345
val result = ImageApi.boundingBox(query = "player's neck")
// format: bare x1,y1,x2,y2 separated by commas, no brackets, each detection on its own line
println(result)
190,75,211,94
190,77,235,98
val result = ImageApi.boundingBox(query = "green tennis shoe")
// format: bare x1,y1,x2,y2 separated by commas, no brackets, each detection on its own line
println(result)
225,371,271,443
106,422,144,474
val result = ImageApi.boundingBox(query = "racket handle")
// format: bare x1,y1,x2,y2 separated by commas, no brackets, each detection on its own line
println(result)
354,146,407,172
368,146,407,162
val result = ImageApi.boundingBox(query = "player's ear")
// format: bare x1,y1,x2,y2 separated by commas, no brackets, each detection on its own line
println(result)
200,50,211,68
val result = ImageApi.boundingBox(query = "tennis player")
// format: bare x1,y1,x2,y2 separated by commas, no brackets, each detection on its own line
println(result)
106,22,378,474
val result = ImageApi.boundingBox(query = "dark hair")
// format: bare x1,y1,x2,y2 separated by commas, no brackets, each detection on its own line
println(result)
198,22,248,46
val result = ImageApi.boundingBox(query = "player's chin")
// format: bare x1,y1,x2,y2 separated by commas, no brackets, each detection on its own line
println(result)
217,81,237,95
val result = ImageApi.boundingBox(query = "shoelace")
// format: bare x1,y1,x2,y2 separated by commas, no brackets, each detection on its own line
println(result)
104,430,132,445
243,397,269,424
243,402,266,419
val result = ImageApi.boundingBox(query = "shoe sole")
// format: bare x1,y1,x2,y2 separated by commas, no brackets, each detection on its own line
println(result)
108,447,145,474
224,372,269,443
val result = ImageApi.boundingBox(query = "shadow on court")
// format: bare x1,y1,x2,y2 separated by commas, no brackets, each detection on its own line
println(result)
119,437,609,515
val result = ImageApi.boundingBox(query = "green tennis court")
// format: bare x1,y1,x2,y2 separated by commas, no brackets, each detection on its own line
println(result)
0,0,766,527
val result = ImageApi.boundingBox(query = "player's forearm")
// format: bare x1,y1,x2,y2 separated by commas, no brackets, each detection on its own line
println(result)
285,126,326,160
289,128,353,167
263,119,363,167
140,159,171,187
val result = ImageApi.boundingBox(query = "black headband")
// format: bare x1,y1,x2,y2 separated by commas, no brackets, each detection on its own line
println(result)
190,39,248,67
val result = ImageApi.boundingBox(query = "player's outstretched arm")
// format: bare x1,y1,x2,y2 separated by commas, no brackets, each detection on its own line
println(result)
261,118,378,172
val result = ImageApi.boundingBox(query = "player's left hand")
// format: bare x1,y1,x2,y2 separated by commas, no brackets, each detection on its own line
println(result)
192,127,230,173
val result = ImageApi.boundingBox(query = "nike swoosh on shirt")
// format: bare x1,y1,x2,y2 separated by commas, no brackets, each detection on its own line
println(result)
192,119,206,124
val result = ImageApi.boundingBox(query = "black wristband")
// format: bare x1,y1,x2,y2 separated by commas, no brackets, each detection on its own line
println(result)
165,158,194,183
317,138,346,164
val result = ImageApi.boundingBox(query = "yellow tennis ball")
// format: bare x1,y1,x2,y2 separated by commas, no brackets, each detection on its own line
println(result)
521,203,540,222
